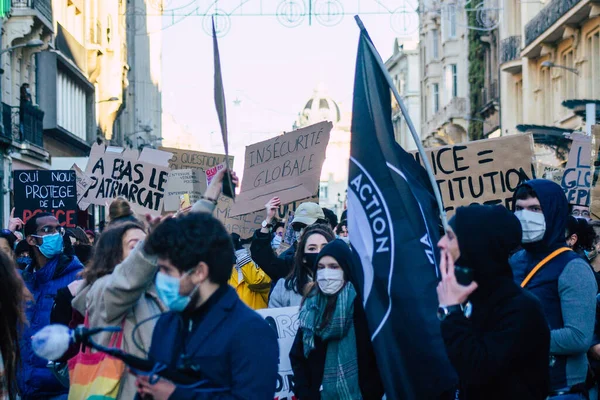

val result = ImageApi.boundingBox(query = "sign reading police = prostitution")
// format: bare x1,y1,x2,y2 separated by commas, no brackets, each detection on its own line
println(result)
13,169,78,227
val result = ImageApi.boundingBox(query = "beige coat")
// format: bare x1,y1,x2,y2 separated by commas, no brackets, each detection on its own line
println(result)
72,199,216,399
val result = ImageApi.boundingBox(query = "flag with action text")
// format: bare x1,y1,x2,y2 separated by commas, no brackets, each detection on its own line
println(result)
347,22,458,399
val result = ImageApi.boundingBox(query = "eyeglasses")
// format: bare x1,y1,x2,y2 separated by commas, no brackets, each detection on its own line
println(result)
572,210,591,218
35,226,65,236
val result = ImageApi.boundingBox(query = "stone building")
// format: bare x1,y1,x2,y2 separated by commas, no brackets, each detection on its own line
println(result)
385,38,422,151
418,0,471,146
500,0,599,165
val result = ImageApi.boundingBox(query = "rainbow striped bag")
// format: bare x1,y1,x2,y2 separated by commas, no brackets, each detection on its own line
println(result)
67,314,125,400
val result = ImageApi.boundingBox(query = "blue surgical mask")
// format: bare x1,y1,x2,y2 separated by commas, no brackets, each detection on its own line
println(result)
32,233,63,259
155,271,197,312
271,234,282,250
17,256,31,267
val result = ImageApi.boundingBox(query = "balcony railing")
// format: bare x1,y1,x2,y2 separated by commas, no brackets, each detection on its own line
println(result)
524,0,582,47
500,35,521,64
481,79,499,107
11,0,52,23
2,102,44,147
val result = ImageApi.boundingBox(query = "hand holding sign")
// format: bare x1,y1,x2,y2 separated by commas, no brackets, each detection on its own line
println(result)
8,208,24,232
205,168,239,202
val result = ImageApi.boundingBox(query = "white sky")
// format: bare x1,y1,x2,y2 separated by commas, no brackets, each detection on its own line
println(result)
160,0,418,170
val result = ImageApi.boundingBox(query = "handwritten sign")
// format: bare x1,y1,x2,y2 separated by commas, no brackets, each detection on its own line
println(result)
561,133,591,207
411,134,535,216
206,162,226,186
159,147,234,171
216,195,319,237
537,162,564,186
256,306,299,400
590,126,600,218
164,169,207,212
72,164,93,205
82,144,173,215
13,170,78,227
230,121,332,217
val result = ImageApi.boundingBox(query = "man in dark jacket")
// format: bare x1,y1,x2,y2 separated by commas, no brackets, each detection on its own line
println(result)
137,212,279,400
437,205,550,400
510,180,596,398
18,212,83,399
251,197,327,282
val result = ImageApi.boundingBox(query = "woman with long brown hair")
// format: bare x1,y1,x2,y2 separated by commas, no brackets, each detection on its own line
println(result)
0,251,30,400
269,224,335,308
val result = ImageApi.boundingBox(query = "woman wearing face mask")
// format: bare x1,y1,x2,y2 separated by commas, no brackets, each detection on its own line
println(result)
70,222,164,399
269,224,334,308
289,239,384,400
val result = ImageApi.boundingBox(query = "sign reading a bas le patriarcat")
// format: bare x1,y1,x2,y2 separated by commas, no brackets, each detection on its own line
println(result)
82,143,173,215
13,169,78,227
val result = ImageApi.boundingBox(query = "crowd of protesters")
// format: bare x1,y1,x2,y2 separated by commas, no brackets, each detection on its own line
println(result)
3,172,600,399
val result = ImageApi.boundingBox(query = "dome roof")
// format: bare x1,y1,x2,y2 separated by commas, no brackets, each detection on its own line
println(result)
295,86,341,128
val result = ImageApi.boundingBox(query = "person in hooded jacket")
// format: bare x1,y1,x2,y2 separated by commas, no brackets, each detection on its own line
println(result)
18,213,84,400
289,239,384,400
510,180,597,399
251,197,329,283
437,205,550,400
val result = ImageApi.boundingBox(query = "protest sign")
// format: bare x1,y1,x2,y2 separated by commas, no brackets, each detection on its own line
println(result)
72,164,93,205
590,126,600,218
13,170,78,227
215,195,319,237
230,121,332,217
256,306,299,400
164,169,207,212
537,162,564,186
82,143,173,215
411,134,535,216
561,133,591,207
159,147,234,171
206,162,226,186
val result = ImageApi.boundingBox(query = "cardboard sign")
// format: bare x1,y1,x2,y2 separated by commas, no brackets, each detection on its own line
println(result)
206,162,227,186
159,147,234,171
72,164,93,205
590,126,600,218
256,306,299,400
561,133,591,207
13,170,78,227
411,134,536,216
537,162,564,186
82,143,173,215
164,169,207,212
216,195,319,237
230,121,332,217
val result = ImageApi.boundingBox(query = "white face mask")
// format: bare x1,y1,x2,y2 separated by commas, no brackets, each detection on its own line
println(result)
317,268,345,295
294,229,304,243
514,210,546,243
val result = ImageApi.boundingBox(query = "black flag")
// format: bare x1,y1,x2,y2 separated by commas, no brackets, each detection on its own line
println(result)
212,16,235,198
348,21,458,399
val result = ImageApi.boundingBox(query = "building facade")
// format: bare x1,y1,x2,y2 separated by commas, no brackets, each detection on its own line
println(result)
500,0,600,165
294,86,349,217
385,38,421,151
419,0,471,146
0,0,162,227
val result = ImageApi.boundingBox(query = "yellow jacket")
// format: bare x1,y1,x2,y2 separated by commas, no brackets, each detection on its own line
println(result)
229,249,271,310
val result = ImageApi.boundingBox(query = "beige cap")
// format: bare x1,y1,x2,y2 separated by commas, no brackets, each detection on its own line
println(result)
292,202,325,226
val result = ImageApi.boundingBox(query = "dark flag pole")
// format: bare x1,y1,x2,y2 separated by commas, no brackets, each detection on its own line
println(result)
212,16,235,199
348,16,458,398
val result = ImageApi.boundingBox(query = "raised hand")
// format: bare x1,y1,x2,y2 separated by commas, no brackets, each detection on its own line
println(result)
436,249,478,306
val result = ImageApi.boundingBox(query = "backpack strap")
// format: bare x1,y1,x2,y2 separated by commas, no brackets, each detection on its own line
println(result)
520,247,572,288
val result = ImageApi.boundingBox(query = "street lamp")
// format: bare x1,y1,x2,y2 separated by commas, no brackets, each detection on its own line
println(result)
541,61,579,76
0,39,44,56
